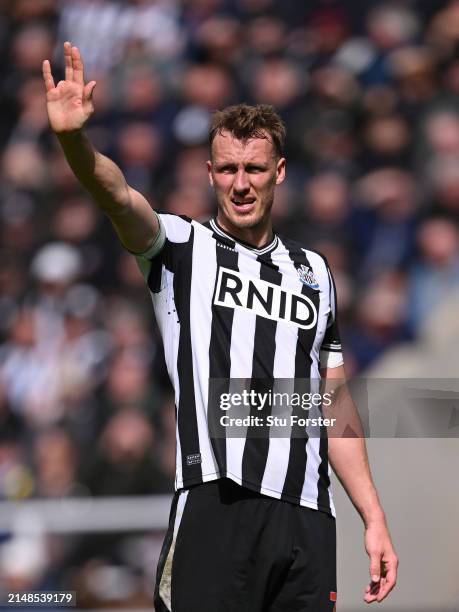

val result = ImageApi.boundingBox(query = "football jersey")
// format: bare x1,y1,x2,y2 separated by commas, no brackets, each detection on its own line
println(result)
135,214,343,516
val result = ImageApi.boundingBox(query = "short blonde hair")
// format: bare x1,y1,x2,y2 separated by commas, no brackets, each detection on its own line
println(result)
209,103,286,158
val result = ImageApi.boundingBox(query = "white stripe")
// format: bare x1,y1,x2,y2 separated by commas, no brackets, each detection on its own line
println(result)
173,490,189,538
301,437,321,507
303,250,331,379
159,489,189,611
225,254,260,483
148,215,193,490
152,271,183,489
160,214,192,243
189,222,220,479
319,350,344,369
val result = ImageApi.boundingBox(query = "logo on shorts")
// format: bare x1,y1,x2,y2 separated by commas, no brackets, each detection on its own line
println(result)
186,453,202,466
297,264,319,290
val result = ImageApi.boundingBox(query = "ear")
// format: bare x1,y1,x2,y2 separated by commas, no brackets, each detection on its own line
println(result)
276,157,286,185
207,160,214,186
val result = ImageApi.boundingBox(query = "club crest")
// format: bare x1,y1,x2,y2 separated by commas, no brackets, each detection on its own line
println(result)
297,264,319,289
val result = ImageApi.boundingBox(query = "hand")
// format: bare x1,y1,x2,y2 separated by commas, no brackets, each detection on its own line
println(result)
42,41,97,135
363,520,398,604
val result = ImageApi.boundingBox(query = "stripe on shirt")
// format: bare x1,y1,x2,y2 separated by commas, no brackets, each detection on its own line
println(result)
207,231,240,476
280,238,320,505
241,251,283,489
174,227,202,484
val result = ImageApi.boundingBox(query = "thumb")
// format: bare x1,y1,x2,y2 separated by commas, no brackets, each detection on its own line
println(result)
369,555,381,582
83,80,97,101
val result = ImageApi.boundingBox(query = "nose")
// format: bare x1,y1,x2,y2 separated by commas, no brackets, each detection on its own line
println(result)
233,169,250,194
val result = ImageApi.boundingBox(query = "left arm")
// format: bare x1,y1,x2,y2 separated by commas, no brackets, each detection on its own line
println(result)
322,364,399,604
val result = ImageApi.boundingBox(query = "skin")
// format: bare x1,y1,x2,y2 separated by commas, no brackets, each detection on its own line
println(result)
42,42,159,253
207,132,285,248
43,43,398,605
322,365,399,604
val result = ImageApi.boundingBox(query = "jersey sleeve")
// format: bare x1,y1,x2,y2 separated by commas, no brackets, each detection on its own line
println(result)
319,263,344,369
131,213,193,291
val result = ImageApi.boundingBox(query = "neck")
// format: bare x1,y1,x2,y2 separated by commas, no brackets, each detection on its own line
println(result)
216,214,274,248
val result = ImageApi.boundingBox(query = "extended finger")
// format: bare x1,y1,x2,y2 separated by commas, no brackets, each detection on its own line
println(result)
72,46,84,85
64,41,73,81
83,80,97,101
42,59,55,92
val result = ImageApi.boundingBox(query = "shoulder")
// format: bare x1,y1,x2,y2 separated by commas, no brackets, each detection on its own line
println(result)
276,233,335,295
157,213,215,244
276,233,330,269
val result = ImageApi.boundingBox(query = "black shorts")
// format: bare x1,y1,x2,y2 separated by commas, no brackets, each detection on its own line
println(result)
154,478,337,612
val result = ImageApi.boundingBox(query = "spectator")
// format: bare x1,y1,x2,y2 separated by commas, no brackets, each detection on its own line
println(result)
407,216,459,332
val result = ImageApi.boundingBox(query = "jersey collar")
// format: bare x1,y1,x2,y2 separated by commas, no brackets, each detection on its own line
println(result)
210,218,279,256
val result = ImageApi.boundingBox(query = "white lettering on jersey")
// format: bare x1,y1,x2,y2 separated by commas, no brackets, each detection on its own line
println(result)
214,267,318,329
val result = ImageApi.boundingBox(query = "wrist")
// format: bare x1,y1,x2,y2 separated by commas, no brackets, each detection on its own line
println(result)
363,508,386,528
56,128,85,143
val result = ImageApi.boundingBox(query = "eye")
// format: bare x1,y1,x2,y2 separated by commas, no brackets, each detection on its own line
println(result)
218,165,236,174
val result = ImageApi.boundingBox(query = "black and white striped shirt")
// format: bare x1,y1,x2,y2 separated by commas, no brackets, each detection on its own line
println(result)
136,214,343,517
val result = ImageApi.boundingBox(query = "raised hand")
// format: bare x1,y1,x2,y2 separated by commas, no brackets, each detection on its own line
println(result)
42,41,97,134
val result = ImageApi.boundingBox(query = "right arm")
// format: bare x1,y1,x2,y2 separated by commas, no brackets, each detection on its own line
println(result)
42,42,160,254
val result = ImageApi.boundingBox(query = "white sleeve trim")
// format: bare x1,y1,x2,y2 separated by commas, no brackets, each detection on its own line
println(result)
319,350,344,369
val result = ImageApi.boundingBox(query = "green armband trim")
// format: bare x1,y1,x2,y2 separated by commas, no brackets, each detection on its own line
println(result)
130,212,166,282
129,211,166,260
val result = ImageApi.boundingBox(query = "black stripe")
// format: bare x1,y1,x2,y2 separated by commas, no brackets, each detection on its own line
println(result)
241,252,283,489
174,227,202,484
147,247,165,293
147,237,188,293
316,430,331,513
153,491,180,611
208,234,239,475
279,239,326,508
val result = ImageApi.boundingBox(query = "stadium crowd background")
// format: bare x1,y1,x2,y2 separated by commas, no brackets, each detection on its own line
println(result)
1,0,459,607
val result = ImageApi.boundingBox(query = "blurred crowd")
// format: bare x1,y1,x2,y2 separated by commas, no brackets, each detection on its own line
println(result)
2,0,459,606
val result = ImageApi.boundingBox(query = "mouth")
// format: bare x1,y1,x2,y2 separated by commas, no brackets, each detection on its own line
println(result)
230,197,256,213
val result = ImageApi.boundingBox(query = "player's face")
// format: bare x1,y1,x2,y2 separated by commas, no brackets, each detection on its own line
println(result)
207,130,285,236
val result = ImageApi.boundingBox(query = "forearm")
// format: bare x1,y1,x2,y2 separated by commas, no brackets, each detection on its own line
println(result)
44,44,159,253
57,129,130,214
328,436,386,527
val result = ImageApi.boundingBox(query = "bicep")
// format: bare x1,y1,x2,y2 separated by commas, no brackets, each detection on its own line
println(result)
132,212,193,284
107,186,160,254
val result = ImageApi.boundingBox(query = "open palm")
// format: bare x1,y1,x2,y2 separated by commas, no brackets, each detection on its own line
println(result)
42,41,96,134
